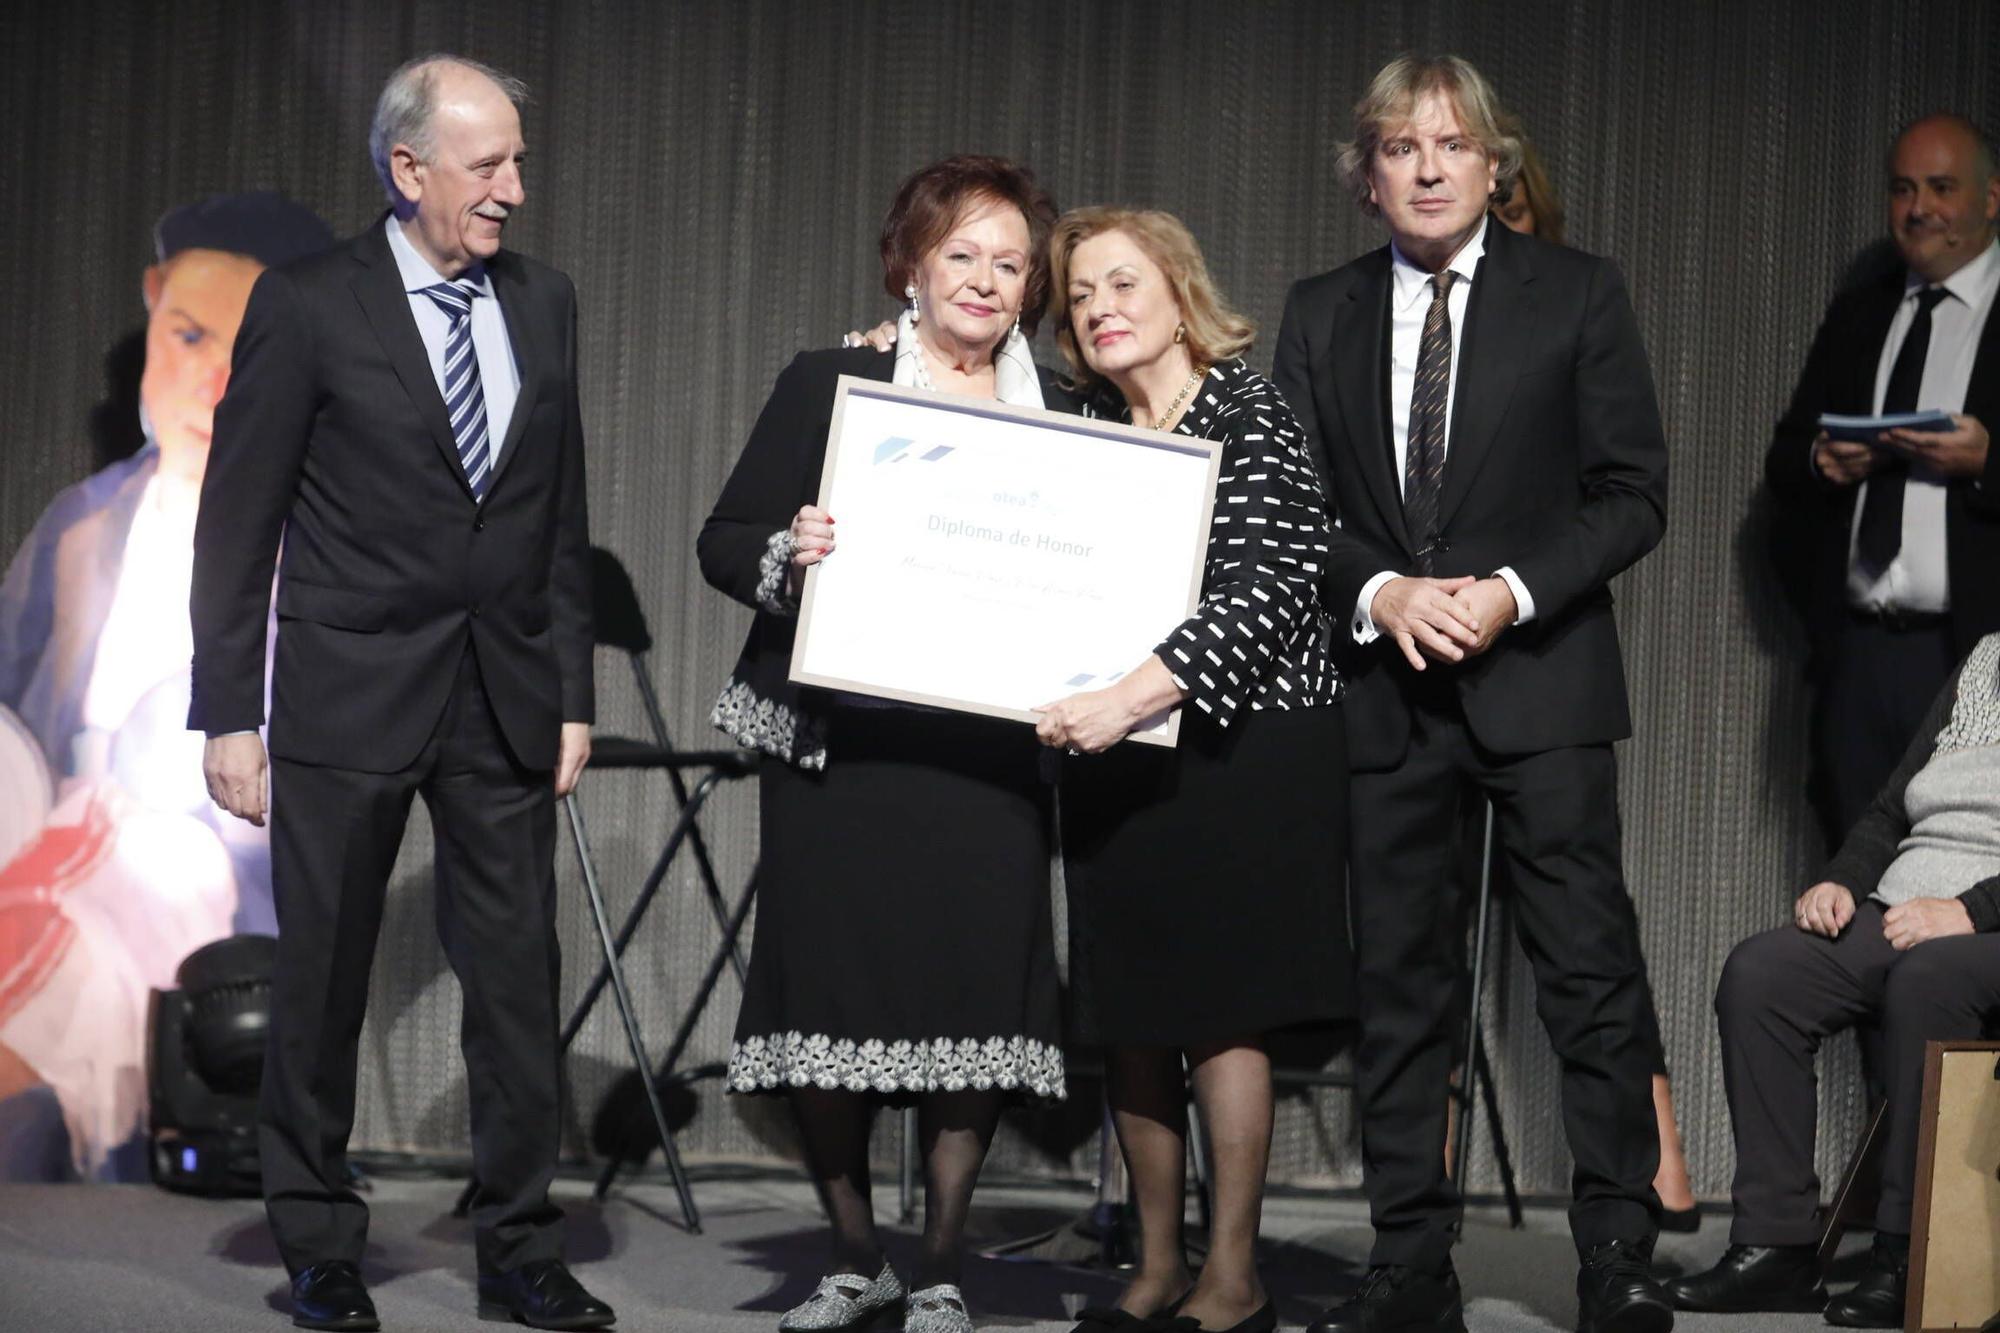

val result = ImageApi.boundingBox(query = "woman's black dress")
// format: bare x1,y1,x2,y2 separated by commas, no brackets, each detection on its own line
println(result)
699,345,1066,1099
1061,360,1353,1046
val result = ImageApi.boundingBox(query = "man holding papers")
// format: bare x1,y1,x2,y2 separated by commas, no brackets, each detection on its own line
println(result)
1765,112,2000,849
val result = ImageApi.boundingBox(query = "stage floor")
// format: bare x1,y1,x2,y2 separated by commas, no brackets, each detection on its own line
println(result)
0,1167,1874,1331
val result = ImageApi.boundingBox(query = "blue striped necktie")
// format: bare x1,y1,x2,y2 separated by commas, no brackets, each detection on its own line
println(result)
420,279,492,499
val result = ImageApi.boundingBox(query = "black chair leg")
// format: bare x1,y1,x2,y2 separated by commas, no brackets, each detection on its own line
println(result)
1451,800,1524,1228
559,773,727,1053
1452,803,1497,1191
567,792,702,1232
591,867,759,1202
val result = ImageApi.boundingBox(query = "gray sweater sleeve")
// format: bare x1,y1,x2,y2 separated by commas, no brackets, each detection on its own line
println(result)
1819,660,2000,932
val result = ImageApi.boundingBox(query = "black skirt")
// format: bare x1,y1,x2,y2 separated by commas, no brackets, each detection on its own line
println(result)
1061,704,1352,1047
727,701,1065,1100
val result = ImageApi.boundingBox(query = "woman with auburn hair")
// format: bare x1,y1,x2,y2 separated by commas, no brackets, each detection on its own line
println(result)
1035,206,1349,1333
699,154,1073,1333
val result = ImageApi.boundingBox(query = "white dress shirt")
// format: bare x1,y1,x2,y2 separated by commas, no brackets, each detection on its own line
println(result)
1353,218,1536,642
386,216,521,466
1846,237,2000,613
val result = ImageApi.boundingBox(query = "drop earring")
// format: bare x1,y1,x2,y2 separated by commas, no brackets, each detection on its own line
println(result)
1174,322,1187,344
1011,315,1021,341
905,282,920,325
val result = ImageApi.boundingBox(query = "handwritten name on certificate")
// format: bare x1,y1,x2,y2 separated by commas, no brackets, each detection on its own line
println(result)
789,377,1222,746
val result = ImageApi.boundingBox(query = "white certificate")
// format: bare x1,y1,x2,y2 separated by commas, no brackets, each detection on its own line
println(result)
789,376,1222,746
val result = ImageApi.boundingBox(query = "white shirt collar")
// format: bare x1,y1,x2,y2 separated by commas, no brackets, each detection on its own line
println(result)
1390,215,1489,312
890,309,1045,409
1906,235,2000,311
385,214,493,297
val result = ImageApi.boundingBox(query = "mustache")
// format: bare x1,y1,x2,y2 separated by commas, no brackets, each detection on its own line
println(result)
473,204,511,222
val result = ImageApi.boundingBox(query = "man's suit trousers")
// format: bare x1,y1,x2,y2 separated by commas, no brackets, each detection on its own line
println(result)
1349,691,1661,1271
1717,901,2000,1244
1812,616,1955,849
260,645,564,1276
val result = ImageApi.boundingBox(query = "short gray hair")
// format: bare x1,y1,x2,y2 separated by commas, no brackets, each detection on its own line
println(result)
369,54,529,203
1336,54,1523,219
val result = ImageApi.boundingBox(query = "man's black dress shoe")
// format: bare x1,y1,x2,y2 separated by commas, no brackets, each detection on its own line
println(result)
476,1259,616,1330
1304,1264,1467,1332
1661,1242,1825,1313
290,1261,379,1332
1822,1236,1908,1329
1575,1238,1674,1333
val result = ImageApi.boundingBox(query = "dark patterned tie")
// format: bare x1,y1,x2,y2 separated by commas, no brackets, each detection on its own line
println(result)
1856,285,1948,572
1404,271,1456,573
420,280,493,499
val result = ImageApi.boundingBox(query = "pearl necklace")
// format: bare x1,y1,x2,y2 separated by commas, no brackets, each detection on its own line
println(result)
1149,365,1208,432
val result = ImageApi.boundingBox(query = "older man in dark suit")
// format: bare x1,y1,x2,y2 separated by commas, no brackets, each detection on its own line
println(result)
190,55,611,1332
1275,55,1672,1333
1765,113,2000,854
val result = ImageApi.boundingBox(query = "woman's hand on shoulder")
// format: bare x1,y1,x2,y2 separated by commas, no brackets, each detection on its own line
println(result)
840,321,897,353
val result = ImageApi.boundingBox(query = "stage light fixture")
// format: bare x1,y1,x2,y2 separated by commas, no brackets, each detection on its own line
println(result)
146,933,276,1196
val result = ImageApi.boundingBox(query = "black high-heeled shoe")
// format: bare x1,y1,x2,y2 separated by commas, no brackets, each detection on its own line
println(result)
1155,1300,1277,1333
1069,1287,1193,1333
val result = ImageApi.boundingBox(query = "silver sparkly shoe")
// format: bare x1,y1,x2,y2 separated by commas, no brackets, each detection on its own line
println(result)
778,1262,905,1331
905,1283,974,1333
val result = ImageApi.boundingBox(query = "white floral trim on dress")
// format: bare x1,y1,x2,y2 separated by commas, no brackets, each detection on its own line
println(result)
710,676,825,770
728,1032,1066,1099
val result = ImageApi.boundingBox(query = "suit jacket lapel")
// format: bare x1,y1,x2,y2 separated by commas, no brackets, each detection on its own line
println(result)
1968,285,2000,423
1439,222,1536,529
350,223,475,501
483,251,542,496
1332,250,1415,558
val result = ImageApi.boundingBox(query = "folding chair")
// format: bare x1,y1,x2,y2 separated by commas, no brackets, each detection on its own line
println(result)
455,547,758,1233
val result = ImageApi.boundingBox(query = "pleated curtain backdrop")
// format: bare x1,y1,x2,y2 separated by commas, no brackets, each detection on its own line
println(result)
3,0,1995,1198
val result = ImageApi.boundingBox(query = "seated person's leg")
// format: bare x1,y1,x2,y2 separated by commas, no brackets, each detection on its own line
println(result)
1666,904,1898,1313
1823,931,2000,1328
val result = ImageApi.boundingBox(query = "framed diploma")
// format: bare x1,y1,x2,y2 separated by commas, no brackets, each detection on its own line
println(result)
789,376,1222,746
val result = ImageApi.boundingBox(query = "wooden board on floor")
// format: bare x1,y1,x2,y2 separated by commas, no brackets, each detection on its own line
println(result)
1908,1040,2000,1332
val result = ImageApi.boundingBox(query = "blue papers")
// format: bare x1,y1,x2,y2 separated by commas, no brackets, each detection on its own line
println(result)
1818,410,1955,443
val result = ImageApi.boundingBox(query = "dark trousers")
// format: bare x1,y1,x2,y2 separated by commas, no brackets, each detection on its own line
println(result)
1812,616,1955,849
260,647,564,1276
1349,696,1660,1271
1716,901,2000,1244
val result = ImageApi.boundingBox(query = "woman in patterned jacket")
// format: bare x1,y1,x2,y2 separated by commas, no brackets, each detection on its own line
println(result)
1035,208,1351,1333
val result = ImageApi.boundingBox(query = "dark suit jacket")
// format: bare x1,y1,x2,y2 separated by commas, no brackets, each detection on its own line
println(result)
189,218,592,773
1763,266,2000,664
1273,219,1668,770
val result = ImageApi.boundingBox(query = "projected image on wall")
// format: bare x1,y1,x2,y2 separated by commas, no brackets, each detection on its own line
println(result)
0,193,332,1181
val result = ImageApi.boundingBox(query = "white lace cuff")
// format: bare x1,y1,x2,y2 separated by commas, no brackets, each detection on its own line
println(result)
755,529,800,617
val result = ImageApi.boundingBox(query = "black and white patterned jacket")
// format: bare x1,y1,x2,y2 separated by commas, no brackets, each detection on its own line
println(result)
1086,358,1342,724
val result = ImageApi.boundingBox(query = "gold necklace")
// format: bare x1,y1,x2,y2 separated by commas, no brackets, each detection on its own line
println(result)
1152,365,1207,431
